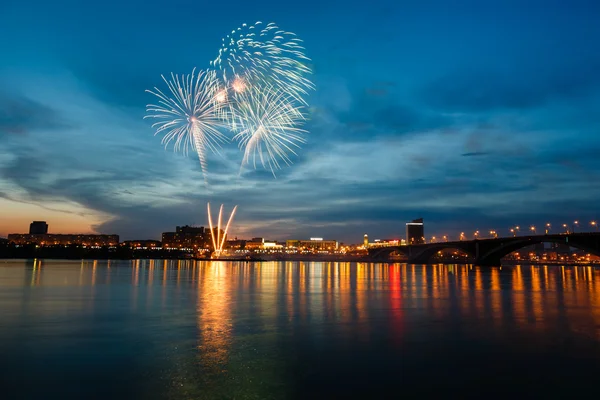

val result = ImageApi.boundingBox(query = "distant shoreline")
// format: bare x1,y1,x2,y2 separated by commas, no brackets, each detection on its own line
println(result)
1,255,597,267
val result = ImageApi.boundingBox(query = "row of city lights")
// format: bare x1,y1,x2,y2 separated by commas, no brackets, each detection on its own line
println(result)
426,220,598,243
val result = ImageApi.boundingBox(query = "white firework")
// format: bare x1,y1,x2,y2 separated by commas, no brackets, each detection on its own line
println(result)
145,69,229,184
231,85,307,176
211,21,314,106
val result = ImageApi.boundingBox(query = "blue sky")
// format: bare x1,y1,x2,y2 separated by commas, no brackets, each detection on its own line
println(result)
1,0,599,242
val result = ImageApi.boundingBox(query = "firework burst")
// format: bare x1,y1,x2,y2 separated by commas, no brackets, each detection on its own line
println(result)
231,85,307,176
211,21,314,105
145,69,229,184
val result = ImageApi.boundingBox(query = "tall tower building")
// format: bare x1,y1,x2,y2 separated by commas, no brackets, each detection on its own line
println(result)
363,233,369,248
406,218,424,244
29,221,48,235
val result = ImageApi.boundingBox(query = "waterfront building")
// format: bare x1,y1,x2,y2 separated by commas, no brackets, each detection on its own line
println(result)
286,238,339,251
122,240,162,249
245,237,265,250
8,233,119,247
406,218,425,244
8,222,118,246
226,239,246,250
29,221,48,234
162,225,211,249
245,238,281,250
368,239,405,247
363,234,369,248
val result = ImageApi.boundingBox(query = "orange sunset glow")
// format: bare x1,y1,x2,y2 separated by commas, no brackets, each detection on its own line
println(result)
0,197,111,237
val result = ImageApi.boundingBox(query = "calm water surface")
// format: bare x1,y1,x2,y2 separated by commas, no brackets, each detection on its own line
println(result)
1,259,600,399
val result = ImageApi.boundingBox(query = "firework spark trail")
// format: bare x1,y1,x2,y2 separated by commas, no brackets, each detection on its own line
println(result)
192,124,209,179
207,203,238,257
145,69,229,184
218,205,238,253
217,204,223,250
211,21,314,106
231,85,307,176
207,203,218,253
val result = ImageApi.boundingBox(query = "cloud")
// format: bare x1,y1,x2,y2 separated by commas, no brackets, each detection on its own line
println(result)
3,74,599,243
307,83,454,149
420,62,600,112
0,92,72,136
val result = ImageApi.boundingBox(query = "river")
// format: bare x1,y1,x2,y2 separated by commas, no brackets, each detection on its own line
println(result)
1,259,599,399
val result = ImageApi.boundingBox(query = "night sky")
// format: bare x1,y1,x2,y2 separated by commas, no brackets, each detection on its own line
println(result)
1,0,599,243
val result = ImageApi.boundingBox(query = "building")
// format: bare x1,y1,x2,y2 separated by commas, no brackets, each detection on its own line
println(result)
161,225,211,250
406,218,425,245
245,238,281,250
122,240,162,249
286,238,339,251
363,234,369,248
226,239,246,250
29,221,48,234
368,239,406,247
8,222,118,246
8,233,119,247
245,237,265,250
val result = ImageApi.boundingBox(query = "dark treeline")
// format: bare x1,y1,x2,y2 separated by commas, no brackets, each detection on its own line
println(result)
0,243,197,260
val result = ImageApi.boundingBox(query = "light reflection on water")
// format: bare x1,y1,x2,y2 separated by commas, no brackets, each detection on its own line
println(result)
1,260,600,399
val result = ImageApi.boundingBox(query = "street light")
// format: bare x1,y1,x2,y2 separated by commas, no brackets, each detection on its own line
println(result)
510,228,516,237
443,235,448,242
591,221,598,231
563,223,569,234
460,232,465,241
574,220,579,233
431,236,436,243
489,230,497,238
530,225,536,235
474,231,480,239
545,223,551,234
515,226,520,236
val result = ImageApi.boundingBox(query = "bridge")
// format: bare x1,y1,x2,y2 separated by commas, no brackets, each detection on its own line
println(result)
367,232,600,265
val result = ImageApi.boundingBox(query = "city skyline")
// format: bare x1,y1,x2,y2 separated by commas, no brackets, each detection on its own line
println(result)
1,0,600,243
4,217,599,246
